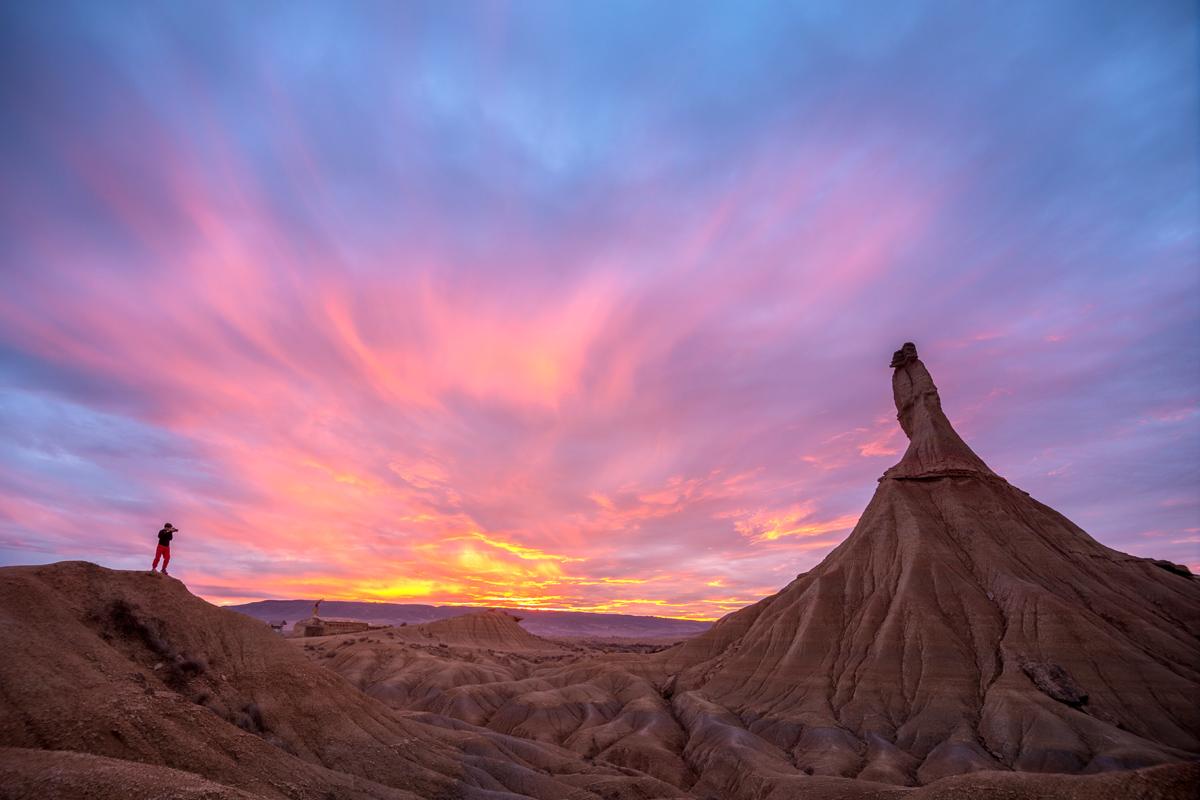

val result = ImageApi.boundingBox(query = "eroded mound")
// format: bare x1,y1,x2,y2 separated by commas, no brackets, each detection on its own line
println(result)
418,608,566,651
0,561,685,799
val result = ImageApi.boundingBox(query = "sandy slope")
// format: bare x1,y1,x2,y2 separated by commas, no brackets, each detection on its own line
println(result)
0,747,267,800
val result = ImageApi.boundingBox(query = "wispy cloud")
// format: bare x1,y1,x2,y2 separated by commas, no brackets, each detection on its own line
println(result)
0,1,1195,617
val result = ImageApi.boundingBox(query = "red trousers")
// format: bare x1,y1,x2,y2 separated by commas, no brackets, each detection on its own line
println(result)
152,544,171,570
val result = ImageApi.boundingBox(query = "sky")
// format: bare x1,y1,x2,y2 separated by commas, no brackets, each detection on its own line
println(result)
0,1,1196,619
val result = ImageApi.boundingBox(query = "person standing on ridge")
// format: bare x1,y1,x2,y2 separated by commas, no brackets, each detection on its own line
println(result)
152,523,177,575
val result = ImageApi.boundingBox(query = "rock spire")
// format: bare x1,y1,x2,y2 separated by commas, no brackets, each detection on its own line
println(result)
884,341,998,480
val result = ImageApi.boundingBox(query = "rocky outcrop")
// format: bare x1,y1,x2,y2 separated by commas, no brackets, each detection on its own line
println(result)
659,343,1200,790
885,342,997,480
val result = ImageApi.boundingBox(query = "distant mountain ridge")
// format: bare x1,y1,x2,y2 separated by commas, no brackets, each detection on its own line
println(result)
227,599,712,640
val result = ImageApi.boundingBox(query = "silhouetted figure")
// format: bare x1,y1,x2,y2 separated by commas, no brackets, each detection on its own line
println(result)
152,523,177,574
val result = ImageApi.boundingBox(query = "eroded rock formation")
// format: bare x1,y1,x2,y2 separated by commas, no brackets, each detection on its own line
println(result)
302,345,1200,798
659,343,1200,790
885,341,997,479
2,345,1197,800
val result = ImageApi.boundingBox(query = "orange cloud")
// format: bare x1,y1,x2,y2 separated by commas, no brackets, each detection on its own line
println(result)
733,504,859,544
469,532,584,563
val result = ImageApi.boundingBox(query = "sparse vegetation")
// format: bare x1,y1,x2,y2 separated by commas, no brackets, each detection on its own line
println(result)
106,599,207,689
235,702,265,733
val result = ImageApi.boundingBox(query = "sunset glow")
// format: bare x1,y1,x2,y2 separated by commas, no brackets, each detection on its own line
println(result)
0,2,1196,618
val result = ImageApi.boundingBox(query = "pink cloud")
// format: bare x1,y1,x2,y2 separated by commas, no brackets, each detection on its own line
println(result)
1,55,1194,623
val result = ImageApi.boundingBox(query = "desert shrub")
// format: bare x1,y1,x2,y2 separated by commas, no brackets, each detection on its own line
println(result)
176,655,207,677
108,598,171,657
245,702,264,730
234,703,265,733
106,599,208,689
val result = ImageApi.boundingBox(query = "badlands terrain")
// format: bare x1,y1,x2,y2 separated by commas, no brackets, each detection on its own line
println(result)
230,599,711,642
1,345,1197,799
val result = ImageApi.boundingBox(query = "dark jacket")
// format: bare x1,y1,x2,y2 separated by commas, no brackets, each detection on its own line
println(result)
157,528,174,547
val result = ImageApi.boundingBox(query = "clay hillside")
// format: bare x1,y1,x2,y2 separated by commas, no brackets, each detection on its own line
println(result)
1,344,1197,800
0,561,685,800
654,343,1200,791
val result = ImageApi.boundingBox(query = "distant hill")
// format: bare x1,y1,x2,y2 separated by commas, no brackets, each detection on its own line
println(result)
226,599,712,640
